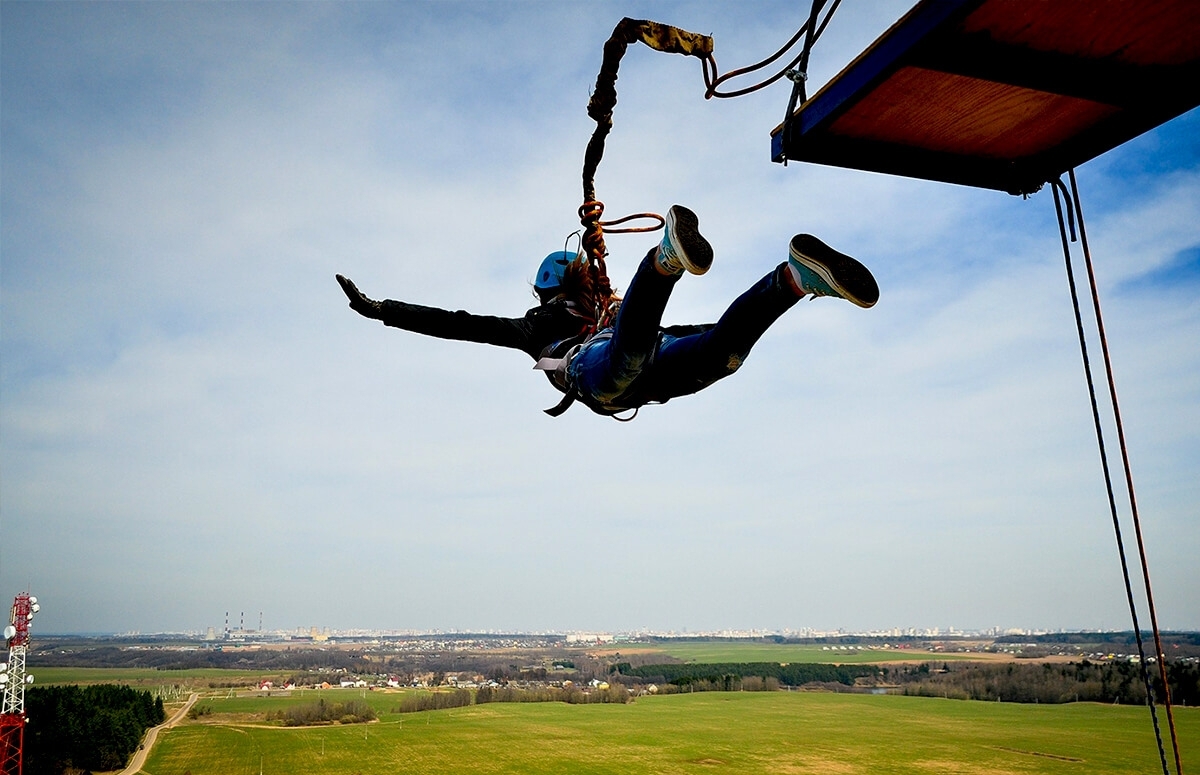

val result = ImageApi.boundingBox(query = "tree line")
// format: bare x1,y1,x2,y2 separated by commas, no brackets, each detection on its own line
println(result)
266,697,376,726
476,683,632,705
616,661,880,687
395,688,473,712
393,683,633,713
996,631,1200,649
889,659,1200,705
31,643,612,686
25,684,165,775
613,659,1199,706
31,644,377,674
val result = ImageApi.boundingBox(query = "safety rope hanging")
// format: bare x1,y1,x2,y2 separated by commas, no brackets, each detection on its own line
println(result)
1051,172,1184,775
580,19,713,328
577,7,846,325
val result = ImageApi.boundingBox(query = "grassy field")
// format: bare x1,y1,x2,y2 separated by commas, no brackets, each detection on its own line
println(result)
142,691,1197,775
33,666,276,688
627,641,990,665
196,687,402,719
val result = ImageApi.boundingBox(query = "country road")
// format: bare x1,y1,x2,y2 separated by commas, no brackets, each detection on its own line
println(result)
119,692,198,775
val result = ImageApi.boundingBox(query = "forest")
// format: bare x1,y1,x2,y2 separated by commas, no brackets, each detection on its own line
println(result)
24,683,165,775
617,658,1199,706
889,659,1200,705
617,661,879,688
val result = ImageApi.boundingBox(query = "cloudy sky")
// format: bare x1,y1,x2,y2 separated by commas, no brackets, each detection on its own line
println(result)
2,2,1196,636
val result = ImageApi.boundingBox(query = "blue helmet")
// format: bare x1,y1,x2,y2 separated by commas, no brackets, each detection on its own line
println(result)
534,251,582,293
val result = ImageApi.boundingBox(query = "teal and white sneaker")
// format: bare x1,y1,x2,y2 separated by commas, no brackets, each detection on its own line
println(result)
787,234,879,308
656,205,713,276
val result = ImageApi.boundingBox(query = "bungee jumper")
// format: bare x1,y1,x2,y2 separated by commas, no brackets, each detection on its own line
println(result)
332,2,1193,769
336,16,877,419
336,207,877,419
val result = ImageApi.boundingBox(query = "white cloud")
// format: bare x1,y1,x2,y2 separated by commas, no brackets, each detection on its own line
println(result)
2,1,1196,634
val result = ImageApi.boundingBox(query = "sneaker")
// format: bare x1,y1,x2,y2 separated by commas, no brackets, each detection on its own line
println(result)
656,205,713,276
787,234,879,308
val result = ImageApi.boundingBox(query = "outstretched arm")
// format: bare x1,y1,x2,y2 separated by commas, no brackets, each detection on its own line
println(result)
335,274,578,358
337,275,383,319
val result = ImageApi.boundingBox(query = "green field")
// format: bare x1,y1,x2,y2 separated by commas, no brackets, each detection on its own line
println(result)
34,666,275,687
637,641,986,664
198,687,401,718
143,691,1197,775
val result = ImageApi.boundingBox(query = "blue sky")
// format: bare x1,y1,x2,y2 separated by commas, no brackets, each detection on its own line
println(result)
2,1,1197,636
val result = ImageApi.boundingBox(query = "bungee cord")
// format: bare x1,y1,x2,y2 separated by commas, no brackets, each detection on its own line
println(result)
576,5,840,325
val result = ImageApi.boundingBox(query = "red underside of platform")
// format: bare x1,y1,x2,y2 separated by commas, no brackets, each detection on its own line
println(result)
772,0,1200,194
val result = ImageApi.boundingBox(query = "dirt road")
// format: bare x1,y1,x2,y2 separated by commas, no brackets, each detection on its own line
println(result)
119,692,198,775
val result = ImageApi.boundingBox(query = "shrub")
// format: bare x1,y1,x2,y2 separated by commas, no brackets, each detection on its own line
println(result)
395,689,473,713
266,698,376,726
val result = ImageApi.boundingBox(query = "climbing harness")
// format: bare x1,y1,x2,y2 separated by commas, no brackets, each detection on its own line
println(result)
535,19,712,420
534,330,639,420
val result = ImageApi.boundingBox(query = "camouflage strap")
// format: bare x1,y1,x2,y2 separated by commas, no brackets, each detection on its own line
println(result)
579,19,714,326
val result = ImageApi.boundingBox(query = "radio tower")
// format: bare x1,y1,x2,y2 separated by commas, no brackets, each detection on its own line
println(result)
0,593,40,775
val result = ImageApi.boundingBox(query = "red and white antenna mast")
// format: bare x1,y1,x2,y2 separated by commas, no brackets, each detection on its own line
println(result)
0,592,40,775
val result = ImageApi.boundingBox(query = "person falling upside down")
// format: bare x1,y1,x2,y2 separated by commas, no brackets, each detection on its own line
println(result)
336,206,878,418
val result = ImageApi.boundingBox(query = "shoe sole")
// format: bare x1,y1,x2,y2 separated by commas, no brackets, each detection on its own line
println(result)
666,205,713,275
789,234,879,308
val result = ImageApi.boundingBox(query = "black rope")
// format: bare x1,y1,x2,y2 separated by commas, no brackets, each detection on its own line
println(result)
1065,170,1185,775
1051,177,1174,775
702,0,842,102
793,0,827,107
778,0,842,163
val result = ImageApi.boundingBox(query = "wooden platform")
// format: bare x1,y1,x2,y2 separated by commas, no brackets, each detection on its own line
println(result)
771,0,1200,194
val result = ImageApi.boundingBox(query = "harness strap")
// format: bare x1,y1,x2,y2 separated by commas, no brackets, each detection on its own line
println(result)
535,330,637,418
543,392,577,418
534,343,582,416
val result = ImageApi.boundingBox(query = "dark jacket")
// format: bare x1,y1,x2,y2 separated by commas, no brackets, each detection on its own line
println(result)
376,298,716,415
377,299,590,360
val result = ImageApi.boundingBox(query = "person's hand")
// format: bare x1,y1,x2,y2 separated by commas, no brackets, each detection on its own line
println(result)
336,274,383,319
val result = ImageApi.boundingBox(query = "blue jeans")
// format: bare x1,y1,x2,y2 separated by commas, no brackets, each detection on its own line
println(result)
568,249,799,411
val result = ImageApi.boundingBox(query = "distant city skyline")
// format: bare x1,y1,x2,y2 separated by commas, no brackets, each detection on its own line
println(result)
60,622,1189,640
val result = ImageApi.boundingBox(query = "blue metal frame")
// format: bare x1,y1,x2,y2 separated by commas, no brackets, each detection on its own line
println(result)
772,0,978,163
771,0,1200,195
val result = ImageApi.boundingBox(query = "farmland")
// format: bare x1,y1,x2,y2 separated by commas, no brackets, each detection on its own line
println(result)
32,666,268,688
32,634,1198,773
143,688,1197,775
625,641,998,665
